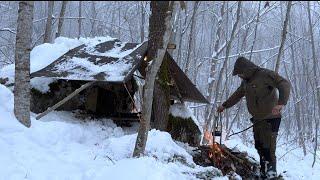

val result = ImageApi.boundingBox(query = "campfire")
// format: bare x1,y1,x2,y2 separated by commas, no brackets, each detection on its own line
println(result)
192,130,260,179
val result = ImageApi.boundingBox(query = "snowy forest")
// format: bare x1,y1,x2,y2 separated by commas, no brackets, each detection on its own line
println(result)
0,1,319,180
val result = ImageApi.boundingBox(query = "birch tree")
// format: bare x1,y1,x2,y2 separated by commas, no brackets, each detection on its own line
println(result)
14,1,34,127
133,1,175,157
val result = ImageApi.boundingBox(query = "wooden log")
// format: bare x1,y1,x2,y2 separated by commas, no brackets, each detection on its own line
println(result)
36,81,95,120
193,144,260,178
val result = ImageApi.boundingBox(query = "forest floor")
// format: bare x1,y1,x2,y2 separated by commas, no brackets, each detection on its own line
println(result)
0,37,319,179
0,84,224,180
1,84,320,180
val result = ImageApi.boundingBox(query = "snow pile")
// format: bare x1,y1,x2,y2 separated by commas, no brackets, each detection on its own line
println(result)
0,84,223,180
170,103,202,132
105,129,193,163
30,77,57,93
0,84,25,131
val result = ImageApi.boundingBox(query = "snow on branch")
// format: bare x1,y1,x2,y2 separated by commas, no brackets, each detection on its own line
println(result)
0,28,16,34
217,46,280,60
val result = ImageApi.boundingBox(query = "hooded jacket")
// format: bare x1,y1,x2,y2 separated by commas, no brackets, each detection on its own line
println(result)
222,57,291,119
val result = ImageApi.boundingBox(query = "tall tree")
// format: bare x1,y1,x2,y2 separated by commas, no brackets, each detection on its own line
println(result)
204,2,226,127
140,1,145,43
307,1,320,167
184,1,199,76
274,1,292,73
43,1,54,43
78,1,82,39
148,1,175,131
89,1,97,37
55,1,68,38
14,1,34,127
205,2,242,135
133,1,175,157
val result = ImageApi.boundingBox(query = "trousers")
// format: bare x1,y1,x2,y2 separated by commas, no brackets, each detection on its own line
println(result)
251,118,281,177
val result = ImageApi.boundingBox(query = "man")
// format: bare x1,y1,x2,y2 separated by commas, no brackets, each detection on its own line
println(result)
217,57,290,179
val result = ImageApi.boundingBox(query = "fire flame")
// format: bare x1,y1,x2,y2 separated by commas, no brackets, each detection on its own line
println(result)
209,143,224,167
203,130,214,145
213,142,222,153
203,129,225,166
209,152,213,159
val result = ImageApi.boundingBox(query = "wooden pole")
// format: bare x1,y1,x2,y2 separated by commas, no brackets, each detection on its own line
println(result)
36,81,94,120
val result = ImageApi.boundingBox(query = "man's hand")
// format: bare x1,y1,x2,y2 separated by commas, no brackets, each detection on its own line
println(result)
217,105,225,113
272,105,284,115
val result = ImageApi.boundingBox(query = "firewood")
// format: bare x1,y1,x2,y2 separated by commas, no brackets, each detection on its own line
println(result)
193,144,260,179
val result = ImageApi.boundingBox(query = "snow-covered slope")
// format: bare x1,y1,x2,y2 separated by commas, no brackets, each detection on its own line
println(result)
0,84,223,180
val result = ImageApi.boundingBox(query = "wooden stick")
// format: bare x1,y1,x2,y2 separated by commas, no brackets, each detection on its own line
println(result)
36,81,95,120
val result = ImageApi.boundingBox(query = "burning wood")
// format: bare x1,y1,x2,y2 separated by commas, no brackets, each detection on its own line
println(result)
193,143,260,179
193,131,259,178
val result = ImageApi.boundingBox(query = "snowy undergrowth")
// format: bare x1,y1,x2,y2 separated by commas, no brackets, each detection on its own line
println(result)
0,84,223,180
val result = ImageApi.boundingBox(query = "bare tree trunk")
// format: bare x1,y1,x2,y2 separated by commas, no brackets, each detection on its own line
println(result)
207,1,242,127
274,1,292,73
89,1,97,37
56,1,68,38
288,18,307,155
167,2,180,55
184,1,199,76
151,72,170,131
43,1,54,43
176,2,188,66
249,1,261,60
133,1,175,157
140,1,145,43
307,1,320,166
78,1,82,39
14,1,34,128
204,2,226,125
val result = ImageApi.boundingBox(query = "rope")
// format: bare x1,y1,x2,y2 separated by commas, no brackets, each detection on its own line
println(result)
227,118,266,138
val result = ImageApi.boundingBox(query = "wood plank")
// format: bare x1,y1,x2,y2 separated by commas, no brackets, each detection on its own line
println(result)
36,81,95,120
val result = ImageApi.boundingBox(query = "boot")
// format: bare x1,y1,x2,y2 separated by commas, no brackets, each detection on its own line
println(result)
266,162,277,179
259,160,268,179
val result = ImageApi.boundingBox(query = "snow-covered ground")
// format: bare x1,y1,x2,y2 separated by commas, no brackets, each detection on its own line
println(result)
1,37,319,179
1,84,319,180
0,84,224,180
225,134,320,180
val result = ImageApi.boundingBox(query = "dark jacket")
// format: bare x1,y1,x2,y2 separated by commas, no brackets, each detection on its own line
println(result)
222,57,291,119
